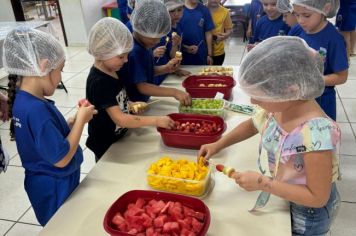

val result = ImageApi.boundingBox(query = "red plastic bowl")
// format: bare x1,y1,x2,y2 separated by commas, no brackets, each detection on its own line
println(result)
157,113,226,149
103,190,211,236
182,75,236,100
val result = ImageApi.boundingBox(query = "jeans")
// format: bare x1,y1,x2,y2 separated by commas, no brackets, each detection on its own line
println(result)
291,183,340,236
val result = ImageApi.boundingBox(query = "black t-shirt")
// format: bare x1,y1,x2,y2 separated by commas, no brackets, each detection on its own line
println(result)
86,66,129,158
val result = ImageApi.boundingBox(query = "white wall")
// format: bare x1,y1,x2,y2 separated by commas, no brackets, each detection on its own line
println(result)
0,0,16,21
58,0,112,46
81,0,112,35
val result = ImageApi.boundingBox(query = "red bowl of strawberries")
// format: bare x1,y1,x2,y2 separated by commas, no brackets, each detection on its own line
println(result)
103,190,210,236
157,113,226,149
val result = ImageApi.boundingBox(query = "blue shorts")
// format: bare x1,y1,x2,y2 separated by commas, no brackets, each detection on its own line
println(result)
24,170,80,226
316,87,336,121
290,183,340,236
336,4,356,32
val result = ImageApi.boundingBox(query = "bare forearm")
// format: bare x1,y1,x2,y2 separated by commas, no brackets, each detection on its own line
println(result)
216,118,258,150
205,31,213,56
324,70,348,86
55,120,85,168
114,114,158,128
261,176,331,208
137,82,177,97
154,65,169,76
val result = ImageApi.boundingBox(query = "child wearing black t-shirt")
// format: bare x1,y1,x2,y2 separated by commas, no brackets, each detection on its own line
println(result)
86,17,174,161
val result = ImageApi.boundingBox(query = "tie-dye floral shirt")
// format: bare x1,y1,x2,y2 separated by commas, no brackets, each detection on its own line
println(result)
252,109,341,185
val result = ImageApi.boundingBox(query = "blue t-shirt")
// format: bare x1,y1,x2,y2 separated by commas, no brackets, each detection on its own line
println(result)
288,24,303,36
252,14,290,43
298,22,348,78
249,0,264,39
117,0,129,24
12,90,83,177
179,3,215,65
153,25,183,85
120,38,155,102
126,20,133,33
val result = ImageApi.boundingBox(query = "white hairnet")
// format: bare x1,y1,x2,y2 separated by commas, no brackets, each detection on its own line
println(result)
88,17,133,60
164,0,184,11
238,36,325,102
2,27,65,77
291,0,339,18
131,0,171,38
277,0,293,13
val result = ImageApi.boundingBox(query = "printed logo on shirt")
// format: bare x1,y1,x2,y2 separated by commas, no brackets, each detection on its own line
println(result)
12,116,22,128
116,89,129,113
318,47,327,62
198,18,205,28
293,155,304,172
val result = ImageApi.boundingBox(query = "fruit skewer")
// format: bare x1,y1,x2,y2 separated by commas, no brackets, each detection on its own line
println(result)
215,164,237,178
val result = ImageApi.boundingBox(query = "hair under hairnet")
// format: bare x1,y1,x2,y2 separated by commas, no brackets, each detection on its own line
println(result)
238,36,325,102
291,0,339,18
277,0,293,13
131,0,171,38
88,17,133,60
2,27,65,77
164,0,184,11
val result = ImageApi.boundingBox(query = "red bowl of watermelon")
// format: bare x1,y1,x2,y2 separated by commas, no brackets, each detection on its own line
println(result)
104,190,210,236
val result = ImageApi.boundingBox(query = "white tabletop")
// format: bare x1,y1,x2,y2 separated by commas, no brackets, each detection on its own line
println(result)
39,66,291,236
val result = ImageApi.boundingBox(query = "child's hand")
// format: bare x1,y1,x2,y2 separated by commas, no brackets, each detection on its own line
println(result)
129,101,148,114
216,33,226,42
175,69,191,77
207,56,213,65
155,116,175,129
198,142,220,164
153,46,167,58
76,105,97,124
166,58,181,73
173,89,191,106
172,33,181,47
232,171,264,191
185,45,198,54
247,44,256,52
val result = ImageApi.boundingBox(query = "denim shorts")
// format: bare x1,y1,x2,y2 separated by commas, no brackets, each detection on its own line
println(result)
290,183,340,236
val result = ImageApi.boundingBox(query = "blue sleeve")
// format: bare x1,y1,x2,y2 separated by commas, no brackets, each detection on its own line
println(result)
128,50,151,84
203,7,215,32
252,20,261,44
327,35,349,73
35,119,70,165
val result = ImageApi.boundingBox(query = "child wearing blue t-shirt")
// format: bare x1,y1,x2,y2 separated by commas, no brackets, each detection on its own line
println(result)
179,0,215,65
247,0,264,41
3,28,96,226
293,0,349,121
154,0,191,85
250,0,290,44
120,0,191,104
276,0,302,36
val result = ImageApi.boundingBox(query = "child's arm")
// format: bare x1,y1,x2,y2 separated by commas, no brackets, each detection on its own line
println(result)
324,70,348,86
54,105,97,168
106,106,174,129
136,82,191,105
234,150,333,208
154,58,180,76
205,30,213,65
198,118,258,161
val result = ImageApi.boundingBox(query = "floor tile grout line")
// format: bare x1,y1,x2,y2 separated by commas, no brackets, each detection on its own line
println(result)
337,96,356,139
341,200,356,204
2,222,16,236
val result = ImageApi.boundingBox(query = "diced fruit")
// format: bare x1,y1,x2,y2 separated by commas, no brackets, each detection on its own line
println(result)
147,157,209,196
179,99,224,116
110,198,205,235
171,120,222,135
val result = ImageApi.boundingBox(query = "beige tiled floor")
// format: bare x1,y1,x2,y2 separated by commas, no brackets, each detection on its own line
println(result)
0,37,355,235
